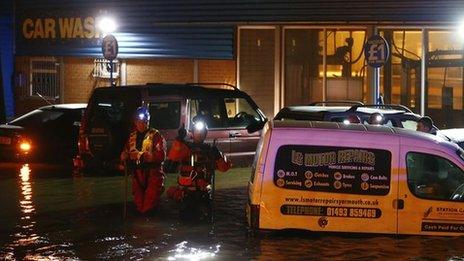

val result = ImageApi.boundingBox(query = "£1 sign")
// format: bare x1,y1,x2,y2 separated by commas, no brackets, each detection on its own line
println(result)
364,35,390,68
102,34,118,60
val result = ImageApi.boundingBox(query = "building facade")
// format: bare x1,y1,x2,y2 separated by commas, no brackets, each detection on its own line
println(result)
11,0,464,127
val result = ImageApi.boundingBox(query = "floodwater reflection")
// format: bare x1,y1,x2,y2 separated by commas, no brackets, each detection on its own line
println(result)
167,241,220,261
17,164,39,246
1,166,464,259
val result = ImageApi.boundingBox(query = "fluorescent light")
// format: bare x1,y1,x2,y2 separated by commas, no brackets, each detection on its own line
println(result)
97,16,117,34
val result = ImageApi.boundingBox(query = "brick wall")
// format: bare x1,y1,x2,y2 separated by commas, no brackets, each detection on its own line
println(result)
198,60,236,86
63,57,105,104
13,57,237,116
126,59,194,85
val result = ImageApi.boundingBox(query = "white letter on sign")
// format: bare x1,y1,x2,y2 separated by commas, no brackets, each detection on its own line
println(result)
368,44,379,62
104,41,115,58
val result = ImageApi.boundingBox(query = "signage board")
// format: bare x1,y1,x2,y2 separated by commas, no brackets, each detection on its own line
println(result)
364,35,390,68
102,34,118,60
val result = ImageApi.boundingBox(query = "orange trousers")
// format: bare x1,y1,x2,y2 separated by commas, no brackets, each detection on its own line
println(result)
132,169,164,214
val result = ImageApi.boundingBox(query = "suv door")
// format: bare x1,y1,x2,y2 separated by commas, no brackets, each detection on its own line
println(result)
222,96,263,166
188,96,265,166
398,147,464,236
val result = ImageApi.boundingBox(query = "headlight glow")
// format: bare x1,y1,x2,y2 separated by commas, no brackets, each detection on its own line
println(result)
194,121,205,131
19,141,31,152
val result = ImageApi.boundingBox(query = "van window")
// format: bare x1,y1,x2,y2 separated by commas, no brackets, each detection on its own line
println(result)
406,152,464,201
224,97,261,128
274,145,392,196
190,99,226,129
149,101,180,130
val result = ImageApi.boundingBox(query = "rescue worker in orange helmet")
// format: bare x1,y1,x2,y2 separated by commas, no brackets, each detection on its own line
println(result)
120,106,166,214
164,117,231,219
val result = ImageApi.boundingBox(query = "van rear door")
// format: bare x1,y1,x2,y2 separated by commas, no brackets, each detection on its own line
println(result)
86,87,141,162
259,129,400,234
398,144,464,236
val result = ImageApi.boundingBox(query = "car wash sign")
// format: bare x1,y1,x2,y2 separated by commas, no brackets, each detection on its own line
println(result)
16,10,104,56
364,35,390,68
21,16,101,40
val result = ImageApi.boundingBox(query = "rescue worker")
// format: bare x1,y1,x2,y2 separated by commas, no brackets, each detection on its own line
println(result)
368,112,385,125
120,106,166,214
344,114,361,124
416,116,437,135
164,118,231,219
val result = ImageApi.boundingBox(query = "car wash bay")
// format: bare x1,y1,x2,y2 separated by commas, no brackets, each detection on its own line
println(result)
1,163,464,260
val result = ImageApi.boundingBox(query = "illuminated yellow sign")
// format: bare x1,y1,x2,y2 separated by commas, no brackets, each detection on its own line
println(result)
22,17,100,39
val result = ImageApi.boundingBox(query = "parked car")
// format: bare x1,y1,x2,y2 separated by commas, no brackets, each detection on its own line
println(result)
274,102,422,130
0,103,87,162
438,128,464,149
75,83,267,172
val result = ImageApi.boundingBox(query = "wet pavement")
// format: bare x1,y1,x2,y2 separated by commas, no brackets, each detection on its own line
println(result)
1,163,464,260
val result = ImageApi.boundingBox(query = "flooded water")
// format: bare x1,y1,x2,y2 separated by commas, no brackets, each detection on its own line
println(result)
1,163,464,260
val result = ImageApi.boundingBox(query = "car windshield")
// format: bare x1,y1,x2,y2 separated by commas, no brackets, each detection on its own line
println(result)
9,109,65,127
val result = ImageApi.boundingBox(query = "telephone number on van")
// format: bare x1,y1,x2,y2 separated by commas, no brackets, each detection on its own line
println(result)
281,204,381,219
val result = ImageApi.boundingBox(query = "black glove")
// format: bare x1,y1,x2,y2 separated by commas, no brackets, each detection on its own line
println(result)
177,124,187,141
163,159,179,173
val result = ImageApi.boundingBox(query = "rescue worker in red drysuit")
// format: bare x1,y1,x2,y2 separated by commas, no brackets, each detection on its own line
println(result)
120,107,166,214
165,119,231,204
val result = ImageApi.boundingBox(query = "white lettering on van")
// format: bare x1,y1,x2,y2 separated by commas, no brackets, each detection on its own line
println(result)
314,181,330,187
286,171,298,177
314,172,329,178
343,174,355,179
369,184,389,190
370,175,388,181
342,183,352,188
286,180,302,187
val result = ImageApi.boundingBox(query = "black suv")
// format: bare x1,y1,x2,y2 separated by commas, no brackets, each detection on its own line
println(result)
75,83,267,171
274,101,422,130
